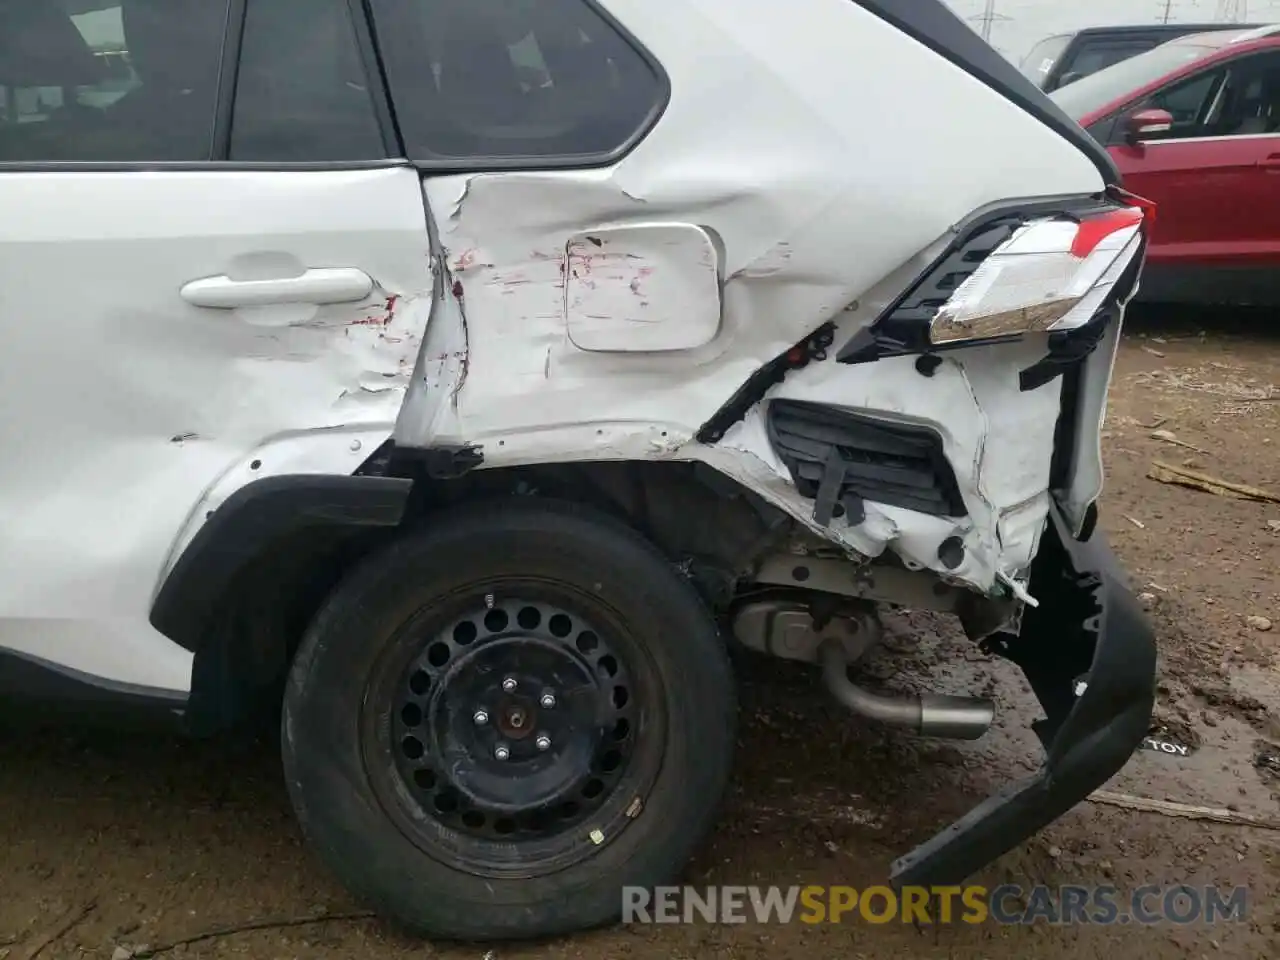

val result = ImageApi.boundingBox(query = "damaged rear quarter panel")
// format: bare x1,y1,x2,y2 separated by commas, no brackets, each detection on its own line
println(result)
404,0,1099,466
703,330,1062,593
392,0,1106,595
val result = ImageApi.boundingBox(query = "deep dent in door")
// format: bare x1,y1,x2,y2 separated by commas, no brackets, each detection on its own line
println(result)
160,284,436,579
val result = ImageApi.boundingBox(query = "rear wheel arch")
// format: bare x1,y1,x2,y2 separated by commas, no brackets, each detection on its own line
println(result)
160,459,787,733
150,474,413,733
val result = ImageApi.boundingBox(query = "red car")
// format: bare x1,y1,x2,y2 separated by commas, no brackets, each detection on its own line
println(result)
1053,24,1280,304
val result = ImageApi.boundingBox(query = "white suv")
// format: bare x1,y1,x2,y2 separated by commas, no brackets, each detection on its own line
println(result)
0,0,1156,942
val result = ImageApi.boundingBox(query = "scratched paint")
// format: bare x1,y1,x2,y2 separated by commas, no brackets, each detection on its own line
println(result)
0,0,1132,694
0,167,433,689
564,223,723,353
400,0,1109,594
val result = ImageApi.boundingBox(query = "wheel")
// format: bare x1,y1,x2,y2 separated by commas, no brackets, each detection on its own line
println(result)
281,498,736,940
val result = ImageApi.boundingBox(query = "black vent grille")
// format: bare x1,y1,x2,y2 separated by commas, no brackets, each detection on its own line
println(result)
767,400,966,526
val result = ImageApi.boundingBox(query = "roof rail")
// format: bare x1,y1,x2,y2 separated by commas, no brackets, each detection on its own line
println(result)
1229,23,1280,43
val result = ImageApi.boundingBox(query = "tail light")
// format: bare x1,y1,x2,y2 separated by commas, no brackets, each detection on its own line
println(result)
928,206,1145,345
838,195,1152,367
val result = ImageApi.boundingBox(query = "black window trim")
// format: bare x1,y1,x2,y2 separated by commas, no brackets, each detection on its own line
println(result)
369,0,672,174
345,0,405,159
0,0,407,173
210,0,247,161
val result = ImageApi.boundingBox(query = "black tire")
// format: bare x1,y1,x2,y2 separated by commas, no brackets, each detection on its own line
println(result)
281,498,736,940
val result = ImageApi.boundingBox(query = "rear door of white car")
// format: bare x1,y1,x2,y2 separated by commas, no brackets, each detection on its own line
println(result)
0,0,433,696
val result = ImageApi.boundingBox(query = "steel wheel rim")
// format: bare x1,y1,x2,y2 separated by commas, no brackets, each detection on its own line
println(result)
360,579,664,877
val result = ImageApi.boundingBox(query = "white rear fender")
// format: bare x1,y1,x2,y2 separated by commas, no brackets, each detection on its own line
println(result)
704,197,1147,596
390,0,1140,600
398,0,1106,453
158,426,399,586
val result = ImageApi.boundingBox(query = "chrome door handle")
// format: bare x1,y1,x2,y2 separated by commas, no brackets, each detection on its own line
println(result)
180,268,373,308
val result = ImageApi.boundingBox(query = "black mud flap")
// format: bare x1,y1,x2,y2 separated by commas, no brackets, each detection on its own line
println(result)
890,501,1157,887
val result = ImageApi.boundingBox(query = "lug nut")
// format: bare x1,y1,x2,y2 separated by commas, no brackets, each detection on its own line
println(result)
502,676,518,692
494,744,510,761
540,692,556,709
473,709,489,726
535,734,552,752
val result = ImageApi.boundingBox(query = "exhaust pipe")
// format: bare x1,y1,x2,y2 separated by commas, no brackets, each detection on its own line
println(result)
819,640,995,740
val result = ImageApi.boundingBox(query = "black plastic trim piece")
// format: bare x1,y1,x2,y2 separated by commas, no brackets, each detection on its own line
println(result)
210,0,246,161
1045,229,1146,494
392,443,486,480
0,649,187,722
1048,352,1086,492
1018,304,1115,393
696,323,836,444
891,501,1156,887
1021,227,1145,394
150,474,413,653
348,0,405,158
838,216,1022,364
766,400,967,525
849,0,1119,186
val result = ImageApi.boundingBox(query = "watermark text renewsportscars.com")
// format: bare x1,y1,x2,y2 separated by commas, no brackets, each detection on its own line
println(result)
622,884,1248,926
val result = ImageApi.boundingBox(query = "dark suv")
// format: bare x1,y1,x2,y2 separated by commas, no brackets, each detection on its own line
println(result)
1021,23,1259,92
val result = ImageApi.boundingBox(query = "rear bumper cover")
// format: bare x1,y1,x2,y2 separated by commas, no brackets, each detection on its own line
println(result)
890,500,1157,886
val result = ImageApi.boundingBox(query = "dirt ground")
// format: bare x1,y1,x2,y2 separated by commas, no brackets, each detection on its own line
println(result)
1,305,1277,960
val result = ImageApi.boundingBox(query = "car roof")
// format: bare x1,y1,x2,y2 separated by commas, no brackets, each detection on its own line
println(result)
1166,25,1280,53
1067,23,1256,40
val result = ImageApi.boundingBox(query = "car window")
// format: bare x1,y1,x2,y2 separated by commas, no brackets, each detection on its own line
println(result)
231,0,386,162
1128,52,1280,143
1202,52,1280,137
1059,41,1157,87
370,0,666,164
1051,33,1247,121
1019,34,1072,87
1135,69,1226,140
0,0,227,162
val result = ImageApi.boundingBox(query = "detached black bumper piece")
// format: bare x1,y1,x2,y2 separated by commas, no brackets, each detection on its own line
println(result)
890,501,1157,887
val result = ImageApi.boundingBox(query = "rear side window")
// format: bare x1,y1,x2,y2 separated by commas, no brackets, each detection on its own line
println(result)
369,0,667,165
231,0,386,161
1020,35,1072,87
0,0,228,162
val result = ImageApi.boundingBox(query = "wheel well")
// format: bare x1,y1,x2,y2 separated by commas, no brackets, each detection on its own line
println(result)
184,460,792,734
